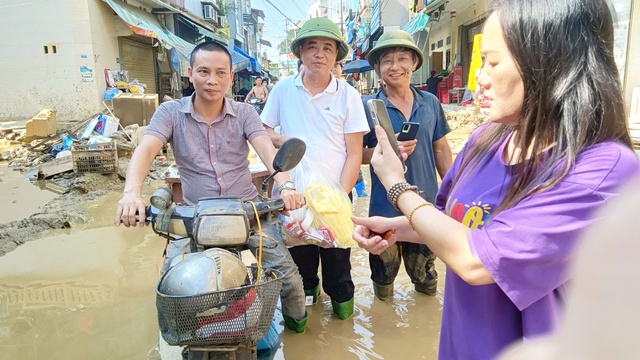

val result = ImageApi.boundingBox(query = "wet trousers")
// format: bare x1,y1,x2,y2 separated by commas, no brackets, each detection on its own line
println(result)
162,223,306,321
369,242,438,286
289,245,354,303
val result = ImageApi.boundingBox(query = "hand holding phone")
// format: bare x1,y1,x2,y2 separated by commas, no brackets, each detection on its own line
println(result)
367,99,406,172
397,122,420,141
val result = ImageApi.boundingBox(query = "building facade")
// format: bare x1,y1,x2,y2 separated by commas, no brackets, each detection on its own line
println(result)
424,0,637,114
0,0,267,122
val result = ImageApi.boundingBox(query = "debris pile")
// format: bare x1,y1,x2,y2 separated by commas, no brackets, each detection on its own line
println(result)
0,112,146,180
445,107,488,156
0,110,171,255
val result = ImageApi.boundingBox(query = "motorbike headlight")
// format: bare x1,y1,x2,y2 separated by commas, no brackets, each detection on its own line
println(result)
194,197,249,246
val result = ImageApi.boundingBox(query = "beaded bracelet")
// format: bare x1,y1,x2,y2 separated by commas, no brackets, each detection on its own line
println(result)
387,182,419,210
407,202,434,231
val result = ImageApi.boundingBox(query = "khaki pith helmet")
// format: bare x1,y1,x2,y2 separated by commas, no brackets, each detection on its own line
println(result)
367,29,424,70
291,17,349,61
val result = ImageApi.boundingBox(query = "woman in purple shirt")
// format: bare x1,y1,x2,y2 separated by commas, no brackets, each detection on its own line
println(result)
352,0,640,359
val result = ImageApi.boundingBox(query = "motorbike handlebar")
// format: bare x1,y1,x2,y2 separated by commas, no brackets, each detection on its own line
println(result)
145,198,285,222
145,197,286,240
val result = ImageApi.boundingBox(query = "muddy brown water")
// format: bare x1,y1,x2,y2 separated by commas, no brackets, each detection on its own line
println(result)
0,164,58,223
0,172,446,360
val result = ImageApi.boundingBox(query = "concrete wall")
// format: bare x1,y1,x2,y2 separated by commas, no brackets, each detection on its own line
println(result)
428,22,452,58
0,0,119,122
89,0,121,114
455,0,489,27
184,0,203,17
381,0,410,28
427,0,489,59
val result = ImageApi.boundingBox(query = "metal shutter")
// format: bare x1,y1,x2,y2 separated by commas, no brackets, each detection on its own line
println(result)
119,38,157,93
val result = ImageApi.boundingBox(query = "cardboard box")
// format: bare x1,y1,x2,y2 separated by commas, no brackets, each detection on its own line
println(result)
112,93,159,127
26,109,56,139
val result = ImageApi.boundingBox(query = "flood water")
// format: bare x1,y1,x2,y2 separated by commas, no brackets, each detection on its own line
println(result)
0,178,445,360
0,163,58,223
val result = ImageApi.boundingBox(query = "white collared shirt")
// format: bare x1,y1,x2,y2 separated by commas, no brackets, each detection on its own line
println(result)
261,70,369,183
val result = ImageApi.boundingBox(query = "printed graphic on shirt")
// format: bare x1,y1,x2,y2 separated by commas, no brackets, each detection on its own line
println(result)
445,199,493,230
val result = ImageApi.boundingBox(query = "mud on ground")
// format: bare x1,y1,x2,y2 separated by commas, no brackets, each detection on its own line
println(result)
0,106,485,257
445,107,488,156
0,173,125,256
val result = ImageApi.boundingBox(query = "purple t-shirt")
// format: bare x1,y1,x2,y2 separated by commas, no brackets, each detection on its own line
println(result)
434,128,639,360
146,95,267,205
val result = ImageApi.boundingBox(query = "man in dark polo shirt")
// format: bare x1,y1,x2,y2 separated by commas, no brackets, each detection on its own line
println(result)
114,41,309,333
362,30,452,301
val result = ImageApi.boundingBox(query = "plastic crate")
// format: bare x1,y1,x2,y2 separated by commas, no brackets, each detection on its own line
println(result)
72,141,118,174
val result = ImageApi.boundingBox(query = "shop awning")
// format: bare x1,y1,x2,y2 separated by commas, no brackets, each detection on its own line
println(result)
402,13,430,35
177,14,228,45
260,39,272,47
105,0,250,73
230,48,251,72
104,0,192,60
234,46,261,73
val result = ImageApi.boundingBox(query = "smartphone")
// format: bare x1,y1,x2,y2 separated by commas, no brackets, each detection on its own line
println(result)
366,99,406,171
397,122,420,141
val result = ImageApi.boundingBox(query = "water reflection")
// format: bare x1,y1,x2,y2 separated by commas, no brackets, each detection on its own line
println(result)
0,187,445,360
0,163,58,223
0,225,165,360
277,247,445,360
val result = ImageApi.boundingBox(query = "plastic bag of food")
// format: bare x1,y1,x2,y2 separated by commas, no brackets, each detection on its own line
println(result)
277,157,355,248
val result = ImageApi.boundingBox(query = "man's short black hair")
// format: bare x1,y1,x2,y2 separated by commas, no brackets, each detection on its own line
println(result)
190,41,232,70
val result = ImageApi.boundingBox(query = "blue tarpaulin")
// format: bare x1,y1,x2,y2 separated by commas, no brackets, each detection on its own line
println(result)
402,13,430,35
234,46,261,73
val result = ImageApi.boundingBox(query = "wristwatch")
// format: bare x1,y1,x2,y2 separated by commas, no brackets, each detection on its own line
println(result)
278,181,296,192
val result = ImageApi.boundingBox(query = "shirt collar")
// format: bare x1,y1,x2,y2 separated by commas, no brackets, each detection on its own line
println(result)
178,93,237,121
295,69,339,94
375,85,426,107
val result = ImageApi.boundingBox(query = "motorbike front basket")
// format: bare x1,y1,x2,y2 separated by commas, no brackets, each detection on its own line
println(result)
156,267,283,346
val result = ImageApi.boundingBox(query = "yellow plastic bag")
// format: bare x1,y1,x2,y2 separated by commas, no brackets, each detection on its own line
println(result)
280,158,355,248
305,184,355,247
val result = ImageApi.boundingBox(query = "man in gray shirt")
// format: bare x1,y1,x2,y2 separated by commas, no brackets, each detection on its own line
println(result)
114,41,309,333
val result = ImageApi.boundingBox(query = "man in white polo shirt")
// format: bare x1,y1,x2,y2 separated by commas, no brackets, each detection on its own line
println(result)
261,18,369,322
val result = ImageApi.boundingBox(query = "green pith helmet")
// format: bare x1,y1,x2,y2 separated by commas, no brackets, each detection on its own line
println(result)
367,29,424,70
291,17,349,61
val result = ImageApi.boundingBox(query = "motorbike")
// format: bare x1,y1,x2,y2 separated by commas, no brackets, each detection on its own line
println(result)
247,98,264,115
146,138,306,360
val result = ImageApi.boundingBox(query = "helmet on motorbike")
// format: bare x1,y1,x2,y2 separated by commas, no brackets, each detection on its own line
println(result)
290,17,349,61
366,29,424,71
158,248,248,296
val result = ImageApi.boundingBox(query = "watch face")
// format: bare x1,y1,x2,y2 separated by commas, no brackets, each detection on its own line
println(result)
281,181,295,190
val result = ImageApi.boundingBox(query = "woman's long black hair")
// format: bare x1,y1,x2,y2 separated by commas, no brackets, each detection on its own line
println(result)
449,0,631,215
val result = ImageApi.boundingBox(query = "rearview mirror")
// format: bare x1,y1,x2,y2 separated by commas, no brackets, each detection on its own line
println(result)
262,138,306,197
273,138,306,172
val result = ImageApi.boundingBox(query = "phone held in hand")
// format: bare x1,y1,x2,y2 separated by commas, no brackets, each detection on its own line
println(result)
366,99,407,172
397,122,420,141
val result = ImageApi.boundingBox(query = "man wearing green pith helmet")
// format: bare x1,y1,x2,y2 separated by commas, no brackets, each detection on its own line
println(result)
261,18,370,326
362,30,452,301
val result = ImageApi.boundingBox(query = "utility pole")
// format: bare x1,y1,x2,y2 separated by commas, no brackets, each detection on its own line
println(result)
227,0,236,53
339,0,344,36
285,18,289,54
284,18,290,75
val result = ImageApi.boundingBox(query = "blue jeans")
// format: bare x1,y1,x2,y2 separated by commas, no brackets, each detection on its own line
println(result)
162,224,306,321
